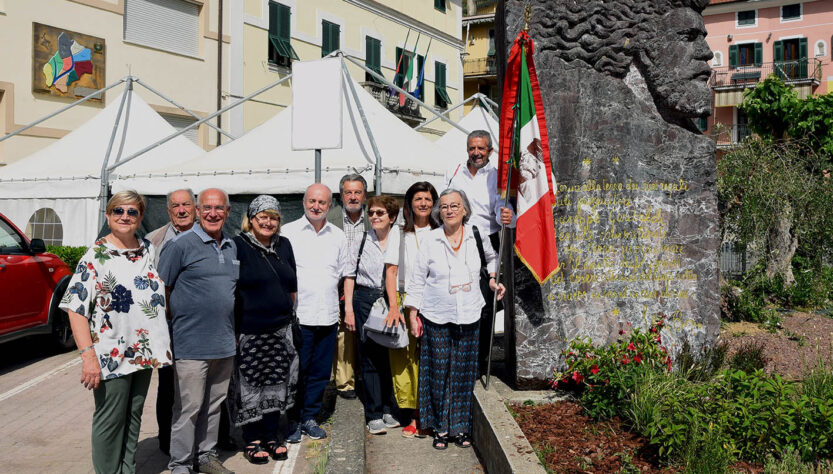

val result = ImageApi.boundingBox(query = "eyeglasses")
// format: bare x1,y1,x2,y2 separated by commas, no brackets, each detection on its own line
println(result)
112,207,140,218
368,209,388,217
449,282,472,294
253,215,279,223
440,203,462,213
443,245,472,294
199,205,228,215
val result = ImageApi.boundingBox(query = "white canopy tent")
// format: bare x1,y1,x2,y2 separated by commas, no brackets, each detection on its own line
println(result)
0,90,204,245
113,71,452,196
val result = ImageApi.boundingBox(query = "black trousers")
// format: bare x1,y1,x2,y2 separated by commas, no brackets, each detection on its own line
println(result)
353,285,395,422
155,365,174,451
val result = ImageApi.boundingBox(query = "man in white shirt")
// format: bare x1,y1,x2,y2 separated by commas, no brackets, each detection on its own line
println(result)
282,183,349,442
443,130,513,374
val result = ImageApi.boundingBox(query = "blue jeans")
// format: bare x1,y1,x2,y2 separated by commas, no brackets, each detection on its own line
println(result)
291,324,338,422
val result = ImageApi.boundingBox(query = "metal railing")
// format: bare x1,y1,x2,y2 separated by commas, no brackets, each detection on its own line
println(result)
709,124,752,147
463,0,497,16
720,242,753,278
710,58,822,88
360,81,425,122
463,57,496,76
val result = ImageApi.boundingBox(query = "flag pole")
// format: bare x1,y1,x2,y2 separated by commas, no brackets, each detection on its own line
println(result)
484,7,531,390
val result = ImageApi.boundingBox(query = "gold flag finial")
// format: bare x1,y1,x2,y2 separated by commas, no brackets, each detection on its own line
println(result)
523,3,532,32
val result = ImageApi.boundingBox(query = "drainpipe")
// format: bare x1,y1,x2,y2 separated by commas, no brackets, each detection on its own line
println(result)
217,0,223,146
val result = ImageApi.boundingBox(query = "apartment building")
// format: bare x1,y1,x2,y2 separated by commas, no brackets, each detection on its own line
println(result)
461,0,497,114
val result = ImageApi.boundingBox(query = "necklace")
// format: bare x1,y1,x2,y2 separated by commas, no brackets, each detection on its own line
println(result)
446,226,464,252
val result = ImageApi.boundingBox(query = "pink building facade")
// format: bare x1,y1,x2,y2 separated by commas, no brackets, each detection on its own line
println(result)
703,0,832,147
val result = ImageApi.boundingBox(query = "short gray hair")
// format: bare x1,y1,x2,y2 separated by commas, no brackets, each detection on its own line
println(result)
432,188,472,225
467,130,493,149
198,188,230,208
338,173,368,196
166,188,196,208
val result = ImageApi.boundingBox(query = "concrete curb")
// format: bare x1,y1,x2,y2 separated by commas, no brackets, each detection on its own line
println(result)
325,395,365,474
473,377,568,473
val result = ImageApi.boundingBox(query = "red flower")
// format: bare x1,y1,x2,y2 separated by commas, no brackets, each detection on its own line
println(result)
627,342,636,351
666,356,673,370
650,326,657,333
562,377,570,385
590,364,599,375
621,356,631,365
110,348,119,357
148,272,154,279
87,263,94,270
618,329,625,335
132,342,140,350
655,335,662,343
572,371,584,383
633,354,643,364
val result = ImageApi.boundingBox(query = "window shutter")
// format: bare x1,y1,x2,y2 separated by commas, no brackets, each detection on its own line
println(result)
729,45,738,68
798,37,808,78
773,41,783,62
162,114,200,145
124,0,199,57
268,2,278,37
753,42,763,66
321,21,330,57
278,3,290,41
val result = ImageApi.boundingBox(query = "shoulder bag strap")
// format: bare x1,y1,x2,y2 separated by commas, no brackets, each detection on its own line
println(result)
472,226,487,272
354,231,368,276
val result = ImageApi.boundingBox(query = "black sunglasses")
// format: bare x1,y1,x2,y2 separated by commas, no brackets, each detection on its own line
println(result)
112,207,140,218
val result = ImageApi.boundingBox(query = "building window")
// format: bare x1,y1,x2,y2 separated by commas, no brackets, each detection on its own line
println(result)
781,3,801,21
162,114,199,145
25,208,63,246
321,20,340,57
124,0,199,57
365,36,383,83
696,117,708,132
434,62,451,109
488,29,496,57
268,2,299,67
773,38,808,79
736,10,756,27
729,43,762,67
434,0,446,13
712,51,723,67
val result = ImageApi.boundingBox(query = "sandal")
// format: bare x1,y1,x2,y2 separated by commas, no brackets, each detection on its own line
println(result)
454,433,472,448
402,424,417,438
244,442,270,465
432,432,449,450
266,441,288,461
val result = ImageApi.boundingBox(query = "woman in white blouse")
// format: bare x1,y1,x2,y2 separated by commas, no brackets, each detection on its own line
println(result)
344,195,402,435
404,188,505,450
60,190,172,473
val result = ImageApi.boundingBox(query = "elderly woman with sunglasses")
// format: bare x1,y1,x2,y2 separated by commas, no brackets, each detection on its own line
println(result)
344,195,402,435
404,188,505,450
60,190,172,474
230,195,299,465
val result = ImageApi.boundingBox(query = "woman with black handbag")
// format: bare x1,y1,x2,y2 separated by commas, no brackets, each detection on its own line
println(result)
344,195,401,435
231,195,299,465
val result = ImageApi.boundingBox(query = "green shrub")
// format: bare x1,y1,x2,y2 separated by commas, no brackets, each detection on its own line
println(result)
676,340,729,382
764,446,833,473
800,355,833,401
728,340,768,373
553,315,671,419
46,245,88,270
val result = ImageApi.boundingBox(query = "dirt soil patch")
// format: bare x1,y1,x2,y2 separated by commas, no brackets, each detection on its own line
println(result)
511,311,833,473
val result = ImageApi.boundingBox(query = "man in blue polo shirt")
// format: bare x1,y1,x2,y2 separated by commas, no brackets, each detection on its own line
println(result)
158,188,238,474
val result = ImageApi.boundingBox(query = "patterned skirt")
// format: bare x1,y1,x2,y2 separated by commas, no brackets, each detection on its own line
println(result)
418,318,479,435
229,324,299,427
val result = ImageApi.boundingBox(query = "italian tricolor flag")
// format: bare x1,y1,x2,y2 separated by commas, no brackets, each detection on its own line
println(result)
498,31,559,284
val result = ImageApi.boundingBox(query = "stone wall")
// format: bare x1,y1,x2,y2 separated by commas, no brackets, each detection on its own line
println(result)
500,0,720,388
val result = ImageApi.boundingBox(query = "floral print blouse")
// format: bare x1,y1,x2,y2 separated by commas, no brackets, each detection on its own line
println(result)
59,237,172,379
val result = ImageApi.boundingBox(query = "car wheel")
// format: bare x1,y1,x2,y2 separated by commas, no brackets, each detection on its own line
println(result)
50,280,75,351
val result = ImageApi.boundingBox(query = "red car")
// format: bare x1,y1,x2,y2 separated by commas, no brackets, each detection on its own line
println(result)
0,212,75,349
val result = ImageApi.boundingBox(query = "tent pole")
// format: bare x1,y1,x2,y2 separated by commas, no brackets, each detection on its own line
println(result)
134,78,236,141
414,94,474,131
343,55,470,135
315,149,322,183
341,58,383,195
98,77,133,230
0,78,127,144
108,73,293,173
112,81,135,167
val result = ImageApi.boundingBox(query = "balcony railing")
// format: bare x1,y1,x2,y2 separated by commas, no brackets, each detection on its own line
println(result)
708,124,752,148
710,58,822,89
463,57,496,77
361,81,425,124
463,0,497,16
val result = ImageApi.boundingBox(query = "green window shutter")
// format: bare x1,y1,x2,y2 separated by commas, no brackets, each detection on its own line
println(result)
278,3,290,41
753,42,763,66
322,21,339,57
268,2,278,37
435,62,450,107
488,29,496,56
773,41,784,78
729,44,738,68
365,36,382,82
798,37,808,78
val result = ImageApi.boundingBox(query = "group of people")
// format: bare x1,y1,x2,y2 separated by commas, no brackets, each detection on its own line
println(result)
60,130,513,474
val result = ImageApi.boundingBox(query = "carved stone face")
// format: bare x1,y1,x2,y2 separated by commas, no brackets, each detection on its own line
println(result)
640,7,713,118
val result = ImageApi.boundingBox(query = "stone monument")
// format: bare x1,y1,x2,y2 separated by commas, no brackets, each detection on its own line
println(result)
498,0,720,388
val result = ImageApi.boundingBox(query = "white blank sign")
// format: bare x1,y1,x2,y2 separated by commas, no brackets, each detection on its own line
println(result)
291,58,343,150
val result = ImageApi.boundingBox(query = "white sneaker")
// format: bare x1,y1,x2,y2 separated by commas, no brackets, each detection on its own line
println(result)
367,419,387,434
382,413,400,428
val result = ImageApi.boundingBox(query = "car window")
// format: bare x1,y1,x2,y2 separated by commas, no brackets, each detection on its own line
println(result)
0,218,26,254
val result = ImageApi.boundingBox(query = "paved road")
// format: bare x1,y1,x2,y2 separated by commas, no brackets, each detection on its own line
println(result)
0,337,321,474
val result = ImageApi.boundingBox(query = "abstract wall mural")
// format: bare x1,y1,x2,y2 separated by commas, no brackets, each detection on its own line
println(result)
32,23,106,102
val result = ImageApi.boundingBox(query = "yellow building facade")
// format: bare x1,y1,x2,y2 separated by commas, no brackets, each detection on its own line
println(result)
0,0,228,166
230,0,465,139
462,0,497,114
